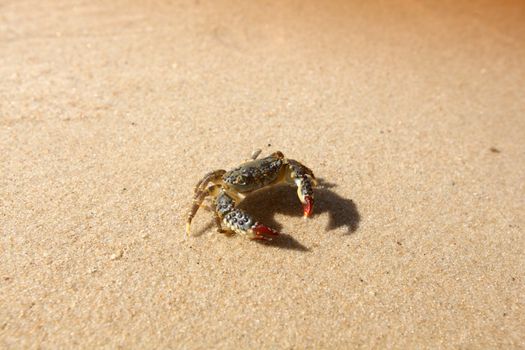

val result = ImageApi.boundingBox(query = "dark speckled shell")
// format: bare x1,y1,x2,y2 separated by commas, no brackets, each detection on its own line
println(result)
223,156,283,193
224,209,255,231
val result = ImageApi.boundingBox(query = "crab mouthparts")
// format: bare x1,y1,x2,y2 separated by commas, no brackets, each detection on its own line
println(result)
303,196,314,217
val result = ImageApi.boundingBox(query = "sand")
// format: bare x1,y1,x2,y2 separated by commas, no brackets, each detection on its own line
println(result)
1,0,524,348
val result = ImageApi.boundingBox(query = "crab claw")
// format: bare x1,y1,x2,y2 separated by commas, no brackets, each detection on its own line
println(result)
303,196,314,217
252,223,280,241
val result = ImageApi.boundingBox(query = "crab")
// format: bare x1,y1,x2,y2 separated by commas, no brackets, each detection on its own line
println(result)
186,150,317,241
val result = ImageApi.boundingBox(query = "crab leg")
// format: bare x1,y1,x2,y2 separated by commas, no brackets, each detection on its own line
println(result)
192,169,226,197
215,192,280,241
186,185,221,236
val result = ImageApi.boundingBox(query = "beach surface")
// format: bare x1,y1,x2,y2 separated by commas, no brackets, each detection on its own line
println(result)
1,0,524,348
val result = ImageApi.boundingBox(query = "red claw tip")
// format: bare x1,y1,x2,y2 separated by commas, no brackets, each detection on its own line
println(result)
252,223,280,237
303,196,314,217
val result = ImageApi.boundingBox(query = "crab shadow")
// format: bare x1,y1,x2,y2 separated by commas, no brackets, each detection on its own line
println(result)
237,178,360,250
193,179,360,252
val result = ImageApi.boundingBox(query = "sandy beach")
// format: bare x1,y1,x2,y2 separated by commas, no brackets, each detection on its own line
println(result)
1,0,524,348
